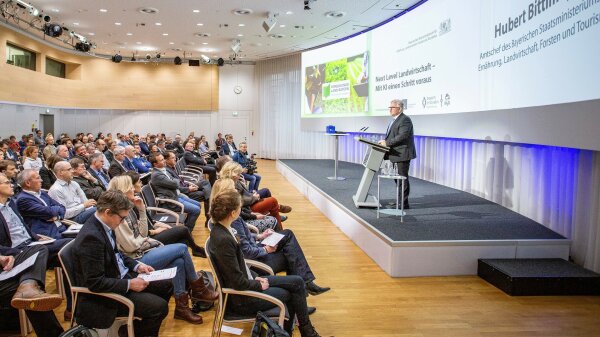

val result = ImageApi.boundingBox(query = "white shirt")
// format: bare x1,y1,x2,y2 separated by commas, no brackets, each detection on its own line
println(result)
23,157,43,171
48,179,88,219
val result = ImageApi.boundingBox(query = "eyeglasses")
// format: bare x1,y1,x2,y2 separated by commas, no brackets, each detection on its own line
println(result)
388,106,400,109
111,210,129,222
0,180,11,185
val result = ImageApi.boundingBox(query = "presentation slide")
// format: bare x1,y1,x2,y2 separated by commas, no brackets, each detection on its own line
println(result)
301,0,600,150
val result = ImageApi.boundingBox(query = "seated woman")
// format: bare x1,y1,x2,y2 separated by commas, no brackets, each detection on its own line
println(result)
39,155,62,190
207,188,321,337
108,176,218,324
212,178,330,296
220,161,287,230
22,146,43,171
124,171,206,257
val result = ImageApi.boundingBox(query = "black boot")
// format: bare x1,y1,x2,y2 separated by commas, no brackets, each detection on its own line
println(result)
306,281,330,296
192,245,206,258
299,322,321,337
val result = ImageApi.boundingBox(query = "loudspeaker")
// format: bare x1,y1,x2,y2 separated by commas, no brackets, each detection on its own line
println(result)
174,56,182,65
217,58,225,66
188,59,200,66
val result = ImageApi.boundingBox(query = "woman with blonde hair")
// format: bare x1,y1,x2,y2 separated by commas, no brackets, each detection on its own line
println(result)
108,176,217,324
219,161,285,230
22,146,43,171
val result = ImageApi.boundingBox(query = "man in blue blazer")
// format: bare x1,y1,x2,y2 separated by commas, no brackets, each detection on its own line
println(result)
15,170,67,239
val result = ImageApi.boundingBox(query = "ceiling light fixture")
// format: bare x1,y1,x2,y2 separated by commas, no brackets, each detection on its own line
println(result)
262,12,279,33
115,22,121,25
43,23,63,37
192,9,200,13
99,9,107,13
304,0,317,10
12,0,39,16
231,39,241,53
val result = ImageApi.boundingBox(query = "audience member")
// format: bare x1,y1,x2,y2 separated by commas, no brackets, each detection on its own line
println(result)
22,146,43,171
55,145,70,160
0,245,64,337
149,153,201,231
42,135,56,160
232,141,261,191
48,161,97,223
87,153,110,190
221,134,237,156
72,144,89,168
123,145,139,172
104,140,116,163
139,136,150,156
1,140,19,162
108,176,216,323
208,189,321,337
39,155,62,190
33,130,44,148
108,146,129,178
215,133,226,154
71,158,104,200
132,145,152,173
0,160,20,194
183,141,217,185
94,139,111,171
71,191,173,336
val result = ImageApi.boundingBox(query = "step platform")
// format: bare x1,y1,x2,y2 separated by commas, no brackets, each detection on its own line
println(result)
478,258,600,296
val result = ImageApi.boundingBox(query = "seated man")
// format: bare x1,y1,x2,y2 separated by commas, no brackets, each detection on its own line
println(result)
232,141,261,192
42,135,57,161
48,161,97,224
123,145,139,172
149,153,201,231
87,153,110,190
71,191,172,336
183,141,217,185
0,160,20,194
94,139,111,172
72,144,89,168
164,151,211,226
16,170,67,239
1,139,20,162
71,158,104,200
108,146,129,178
55,145,70,160
138,136,151,156
221,134,237,156
231,216,330,296
132,144,152,173
0,245,64,337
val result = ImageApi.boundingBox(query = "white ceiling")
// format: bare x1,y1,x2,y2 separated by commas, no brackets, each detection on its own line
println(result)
14,0,423,61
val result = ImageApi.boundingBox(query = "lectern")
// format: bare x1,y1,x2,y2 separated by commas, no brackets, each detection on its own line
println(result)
352,137,389,208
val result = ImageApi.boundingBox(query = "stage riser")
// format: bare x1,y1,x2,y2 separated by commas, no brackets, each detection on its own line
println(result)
478,259,600,296
278,161,571,277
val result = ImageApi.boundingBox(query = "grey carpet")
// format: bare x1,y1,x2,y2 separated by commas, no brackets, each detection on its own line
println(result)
280,159,566,241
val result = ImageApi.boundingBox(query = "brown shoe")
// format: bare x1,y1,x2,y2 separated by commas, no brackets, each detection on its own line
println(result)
279,204,292,213
11,281,62,311
174,293,203,324
189,274,218,302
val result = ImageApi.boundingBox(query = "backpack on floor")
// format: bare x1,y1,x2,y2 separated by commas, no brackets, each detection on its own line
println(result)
251,311,289,337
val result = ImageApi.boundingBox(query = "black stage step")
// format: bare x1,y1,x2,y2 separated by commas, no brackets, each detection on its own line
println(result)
478,258,600,296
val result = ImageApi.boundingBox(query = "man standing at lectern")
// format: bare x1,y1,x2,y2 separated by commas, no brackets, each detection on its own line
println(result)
378,99,416,209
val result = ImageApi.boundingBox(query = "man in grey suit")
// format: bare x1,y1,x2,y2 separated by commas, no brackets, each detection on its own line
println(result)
378,99,416,209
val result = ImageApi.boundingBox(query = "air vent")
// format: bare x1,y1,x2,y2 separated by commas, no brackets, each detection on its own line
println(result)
138,7,159,14
195,33,211,37
232,8,253,15
268,34,285,39
325,11,346,18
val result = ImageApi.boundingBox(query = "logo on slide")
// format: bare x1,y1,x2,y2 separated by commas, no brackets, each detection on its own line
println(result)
439,19,451,36
422,97,427,108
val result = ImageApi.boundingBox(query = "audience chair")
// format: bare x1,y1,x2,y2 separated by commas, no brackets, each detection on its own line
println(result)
205,237,285,337
58,241,138,337
140,184,186,226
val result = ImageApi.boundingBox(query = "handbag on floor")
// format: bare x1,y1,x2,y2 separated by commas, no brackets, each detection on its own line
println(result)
251,311,289,337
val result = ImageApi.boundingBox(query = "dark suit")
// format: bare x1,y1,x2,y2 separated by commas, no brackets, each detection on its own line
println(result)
166,166,211,216
221,142,237,156
123,157,137,172
139,142,150,156
1,198,71,269
72,176,104,200
0,245,64,337
104,150,114,164
384,112,416,206
183,151,217,185
15,191,66,239
108,160,127,178
88,168,111,190
71,215,172,334
150,169,200,230
39,166,57,190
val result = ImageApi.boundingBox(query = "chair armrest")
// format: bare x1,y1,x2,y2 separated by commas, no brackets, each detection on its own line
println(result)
155,198,184,212
184,165,204,174
70,287,137,325
221,288,285,328
146,207,181,226
245,260,274,275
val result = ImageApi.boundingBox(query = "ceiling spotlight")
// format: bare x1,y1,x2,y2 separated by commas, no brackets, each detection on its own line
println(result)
217,57,225,66
43,15,51,22
111,54,122,63
231,39,241,53
43,23,63,37
75,42,91,52
155,53,161,59
174,56,182,65
69,31,87,43
145,54,152,60
262,12,278,33
200,54,210,64
304,0,316,10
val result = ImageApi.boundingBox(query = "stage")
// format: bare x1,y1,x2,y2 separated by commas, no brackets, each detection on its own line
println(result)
278,159,570,277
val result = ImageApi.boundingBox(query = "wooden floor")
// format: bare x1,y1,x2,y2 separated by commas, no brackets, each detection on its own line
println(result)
37,159,600,337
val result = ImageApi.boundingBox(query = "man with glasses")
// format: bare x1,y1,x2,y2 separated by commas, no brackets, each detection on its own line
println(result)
71,190,172,336
378,99,416,209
